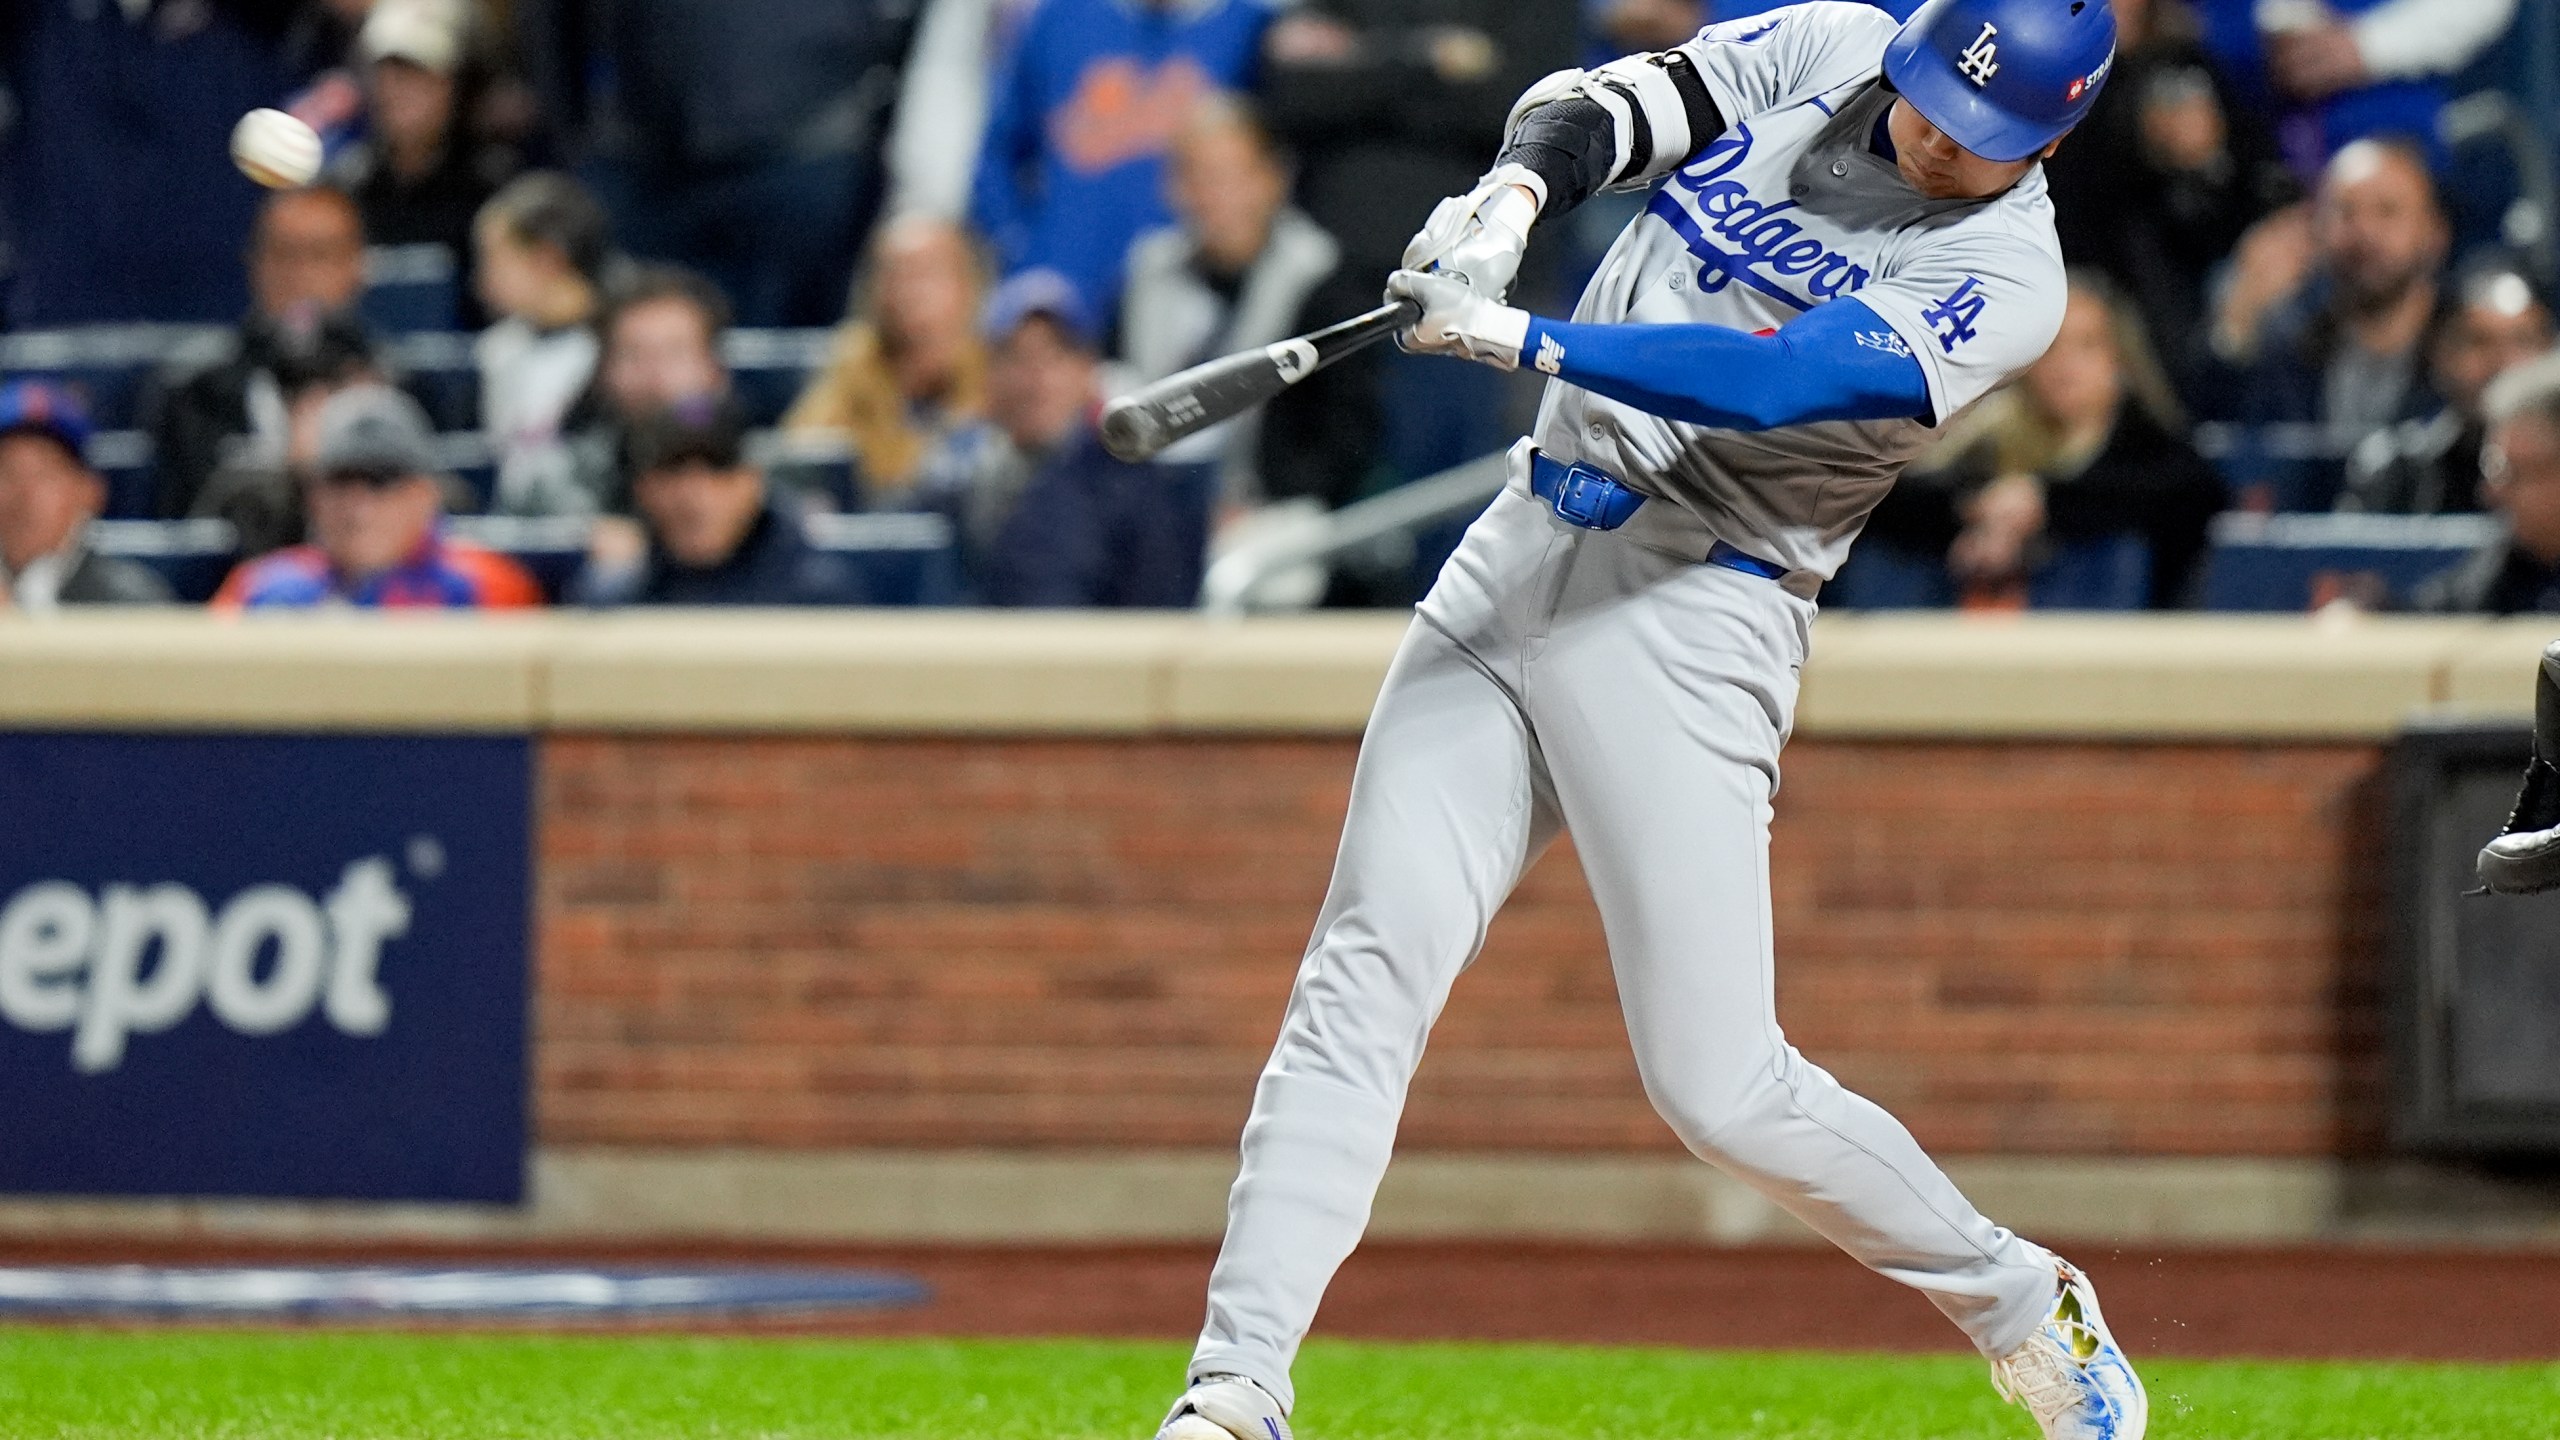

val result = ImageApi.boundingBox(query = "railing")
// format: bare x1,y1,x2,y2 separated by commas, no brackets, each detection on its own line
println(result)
1201,452,1509,616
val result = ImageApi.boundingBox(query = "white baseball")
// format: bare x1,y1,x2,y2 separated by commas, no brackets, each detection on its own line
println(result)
230,108,323,190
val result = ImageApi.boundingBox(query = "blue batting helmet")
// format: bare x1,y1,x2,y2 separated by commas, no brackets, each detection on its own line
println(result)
1883,0,2118,164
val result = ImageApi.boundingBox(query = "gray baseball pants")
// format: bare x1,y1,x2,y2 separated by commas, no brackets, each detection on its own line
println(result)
1188,477,2057,1410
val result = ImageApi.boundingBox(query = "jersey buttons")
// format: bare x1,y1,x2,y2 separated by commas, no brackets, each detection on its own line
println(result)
1668,271,1686,292
1830,158,1849,177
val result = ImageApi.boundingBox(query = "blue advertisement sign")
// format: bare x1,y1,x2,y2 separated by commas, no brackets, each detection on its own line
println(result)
0,733,530,1203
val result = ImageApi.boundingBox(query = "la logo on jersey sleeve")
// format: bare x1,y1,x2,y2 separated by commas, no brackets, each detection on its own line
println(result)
1919,277,1988,352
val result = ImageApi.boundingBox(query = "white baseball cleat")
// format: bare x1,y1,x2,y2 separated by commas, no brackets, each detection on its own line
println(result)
1156,1374,1292,1440
1989,1260,2147,1440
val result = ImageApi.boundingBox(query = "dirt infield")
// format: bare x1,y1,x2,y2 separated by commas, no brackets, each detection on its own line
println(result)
2,1238,2554,1361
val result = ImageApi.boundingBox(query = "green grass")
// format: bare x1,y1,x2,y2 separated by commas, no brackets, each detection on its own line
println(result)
0,1331,2554,1439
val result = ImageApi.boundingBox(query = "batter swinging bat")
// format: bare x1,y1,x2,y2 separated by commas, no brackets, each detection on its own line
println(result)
1100,298,1422,462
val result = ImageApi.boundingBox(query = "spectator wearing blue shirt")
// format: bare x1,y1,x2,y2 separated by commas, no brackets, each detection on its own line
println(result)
972,0,1273,316
2190,0,2516,173
915,269,1212,607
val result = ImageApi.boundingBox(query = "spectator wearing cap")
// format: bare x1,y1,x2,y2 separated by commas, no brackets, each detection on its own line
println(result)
192,347,395,561
474,172,613,516
971,0,1272,315
2412,355,2560,615
329,0,523,329
214,384,541,610
574,401,867,607
147,185,381,520
2342,264,2556,516
784,216,991,503
517,264,736,517
2214,138,2449,497
0,383,173,612
912,269,1212,607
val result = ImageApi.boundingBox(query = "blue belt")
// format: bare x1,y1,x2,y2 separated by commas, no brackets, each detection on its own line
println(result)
1527,451,1789,583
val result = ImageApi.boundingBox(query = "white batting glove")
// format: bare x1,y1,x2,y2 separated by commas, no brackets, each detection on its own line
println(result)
1388,269,1531,371
1401,162,1546,301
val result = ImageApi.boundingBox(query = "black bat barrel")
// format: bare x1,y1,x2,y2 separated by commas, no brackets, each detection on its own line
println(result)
1099,299,1420,462
1101,345,1303,462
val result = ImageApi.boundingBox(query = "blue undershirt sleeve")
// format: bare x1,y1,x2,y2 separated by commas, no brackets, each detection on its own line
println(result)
1521,296,1936,430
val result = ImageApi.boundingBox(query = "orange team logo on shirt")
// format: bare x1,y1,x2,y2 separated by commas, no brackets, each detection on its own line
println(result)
1050,56,1214,175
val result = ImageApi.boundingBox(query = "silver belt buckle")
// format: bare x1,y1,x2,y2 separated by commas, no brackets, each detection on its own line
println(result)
1551,462,1612,527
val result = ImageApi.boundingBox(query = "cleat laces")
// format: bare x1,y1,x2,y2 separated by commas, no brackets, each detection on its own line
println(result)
1991,1280,2122,1433
2500,760,2560,839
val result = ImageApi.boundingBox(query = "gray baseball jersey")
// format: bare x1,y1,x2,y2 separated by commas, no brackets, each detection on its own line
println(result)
1534,2,2068,580
1176,9,2089,1415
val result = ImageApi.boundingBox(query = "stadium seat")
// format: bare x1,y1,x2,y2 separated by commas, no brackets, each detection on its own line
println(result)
439,511,964,606
804,511,963,606
758,430,863,513
1823,533,2151,610
433,432,500,512
2199,511,2497,610
1822,540,1955,609
85,519,241,603
388,332,479,431
2193,421,2352,514
442,514,592,601
361,244,465,334
722,329,835,427
86,430,159,520
0,325,229,430
2029,534,2151,610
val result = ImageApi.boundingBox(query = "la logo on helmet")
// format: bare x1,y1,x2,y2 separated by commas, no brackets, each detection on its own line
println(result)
1957,21,2000,86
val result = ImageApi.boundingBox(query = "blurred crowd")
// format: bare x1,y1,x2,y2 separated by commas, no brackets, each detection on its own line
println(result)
1,0,2557,617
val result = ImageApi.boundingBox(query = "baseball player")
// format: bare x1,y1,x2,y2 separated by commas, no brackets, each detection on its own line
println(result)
2479,641,2560,894
1153,1,2143,1439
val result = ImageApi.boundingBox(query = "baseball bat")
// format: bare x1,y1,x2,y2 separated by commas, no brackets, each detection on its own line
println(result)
1100,298,1422,462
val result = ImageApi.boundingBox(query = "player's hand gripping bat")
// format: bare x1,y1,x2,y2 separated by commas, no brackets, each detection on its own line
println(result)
1099,298,1422,462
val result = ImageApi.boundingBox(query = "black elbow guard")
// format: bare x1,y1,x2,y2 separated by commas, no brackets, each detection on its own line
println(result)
1496,95,1619,220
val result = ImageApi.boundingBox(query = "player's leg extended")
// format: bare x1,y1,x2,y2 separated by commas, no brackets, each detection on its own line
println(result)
1523,540,2059,1357
1185,605,1563,1415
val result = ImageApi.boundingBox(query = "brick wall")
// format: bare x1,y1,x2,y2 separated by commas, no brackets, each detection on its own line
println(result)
538,735,2387,1158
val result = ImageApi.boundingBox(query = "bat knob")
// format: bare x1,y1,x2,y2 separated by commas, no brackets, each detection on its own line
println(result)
1100,398,1163,462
